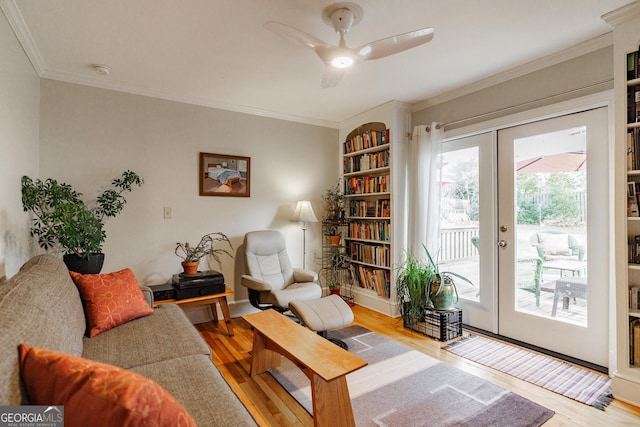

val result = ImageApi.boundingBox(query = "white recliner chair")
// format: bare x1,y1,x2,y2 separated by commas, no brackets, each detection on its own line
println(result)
241,230,322,312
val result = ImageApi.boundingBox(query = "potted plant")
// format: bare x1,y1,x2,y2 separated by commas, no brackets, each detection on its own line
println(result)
327,225,342,245
328,278,340,296
423,244,474,310
21,171,144,274
322,180,346,220
175,232,234,275
395,251,433,328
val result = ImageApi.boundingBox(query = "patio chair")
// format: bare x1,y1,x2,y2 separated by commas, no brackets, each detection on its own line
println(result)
529,230,586,262
471,237,544,306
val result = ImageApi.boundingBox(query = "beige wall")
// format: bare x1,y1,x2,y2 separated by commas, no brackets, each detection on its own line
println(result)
0,11,40,279
38,80,338,309
412,47,613,129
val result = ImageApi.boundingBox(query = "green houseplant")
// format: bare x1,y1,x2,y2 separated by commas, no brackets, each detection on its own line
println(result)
21,171,144,273
423,244,474,310
175,232,234,275
322,180,346,220
395,251,433,328
326,225,342,245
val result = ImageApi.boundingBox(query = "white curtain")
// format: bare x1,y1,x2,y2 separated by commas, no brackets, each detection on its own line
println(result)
409,123,443,257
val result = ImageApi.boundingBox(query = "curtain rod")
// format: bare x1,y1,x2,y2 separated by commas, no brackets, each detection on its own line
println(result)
432,78,612,131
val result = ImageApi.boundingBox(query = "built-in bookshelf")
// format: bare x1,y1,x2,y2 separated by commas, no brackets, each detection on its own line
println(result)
343,122,392,298
628,47,640,373
338,101,409,317
605,0,640,407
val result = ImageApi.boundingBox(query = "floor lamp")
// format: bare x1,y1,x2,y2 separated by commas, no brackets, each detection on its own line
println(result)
290,200,318,269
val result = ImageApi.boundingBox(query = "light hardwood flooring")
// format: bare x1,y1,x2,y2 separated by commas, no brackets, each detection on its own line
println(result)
196,305,640,426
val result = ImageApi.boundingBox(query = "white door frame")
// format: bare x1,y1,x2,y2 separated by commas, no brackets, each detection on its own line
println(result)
442,91,615,368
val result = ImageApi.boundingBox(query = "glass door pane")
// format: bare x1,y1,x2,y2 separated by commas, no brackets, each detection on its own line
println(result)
513,126,588,326
441,131,496,332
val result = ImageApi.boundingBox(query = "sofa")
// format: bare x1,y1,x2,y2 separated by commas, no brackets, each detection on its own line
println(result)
0,254,257,426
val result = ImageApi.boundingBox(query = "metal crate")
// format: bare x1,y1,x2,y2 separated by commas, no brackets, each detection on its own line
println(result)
405,307,462,342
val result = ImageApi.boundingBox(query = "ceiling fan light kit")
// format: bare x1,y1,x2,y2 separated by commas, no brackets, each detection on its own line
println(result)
265,1,434,88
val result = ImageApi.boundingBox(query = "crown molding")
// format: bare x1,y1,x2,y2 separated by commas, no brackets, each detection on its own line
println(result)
602,1,640,26
40,69,340,128
1,0,339,129
0,0,45,74
411,32,614,112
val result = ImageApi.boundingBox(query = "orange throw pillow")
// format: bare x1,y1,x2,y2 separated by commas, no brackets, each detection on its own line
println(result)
69,268,153,337
18,344,197,427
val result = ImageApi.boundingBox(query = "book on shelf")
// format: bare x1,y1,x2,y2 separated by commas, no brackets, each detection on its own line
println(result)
629,132,635,171
628,50,640,124
343,128,389,154
631,317,640,366
629,181,639,217
631,286,640,310
354,265,390,297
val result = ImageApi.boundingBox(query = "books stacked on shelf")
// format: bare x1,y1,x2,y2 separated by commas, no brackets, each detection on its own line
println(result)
354,266,390,297
344,128,389,154
344,150,390,173
349,241,390,267
349,221,391,242
628,182,640,216
346,175,389,194
630,318,640,366
628,130,640,171
349,199,390,217
628,50,640,124
628,235,640,264
630,286,640,309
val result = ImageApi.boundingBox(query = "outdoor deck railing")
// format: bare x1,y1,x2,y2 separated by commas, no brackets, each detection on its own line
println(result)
439,226,479,262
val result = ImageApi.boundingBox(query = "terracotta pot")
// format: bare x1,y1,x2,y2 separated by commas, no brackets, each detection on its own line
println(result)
329,287,341,296
329,235,341,245
181,261,199,275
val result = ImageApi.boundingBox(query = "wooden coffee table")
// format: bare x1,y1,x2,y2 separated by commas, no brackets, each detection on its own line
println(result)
154,286,234,336
243,309,367,427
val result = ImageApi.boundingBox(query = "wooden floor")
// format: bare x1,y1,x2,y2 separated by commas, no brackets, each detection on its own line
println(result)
196,305,640,427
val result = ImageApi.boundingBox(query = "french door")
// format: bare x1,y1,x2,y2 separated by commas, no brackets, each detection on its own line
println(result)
441,107,609,367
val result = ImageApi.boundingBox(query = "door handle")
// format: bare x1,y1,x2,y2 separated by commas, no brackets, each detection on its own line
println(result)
497,240,507,248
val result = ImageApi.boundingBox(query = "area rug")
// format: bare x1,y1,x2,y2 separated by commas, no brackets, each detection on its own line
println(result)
443,334,612,410
270,326,554,426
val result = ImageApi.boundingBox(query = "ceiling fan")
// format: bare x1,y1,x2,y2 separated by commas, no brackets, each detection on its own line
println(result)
265,2,434,88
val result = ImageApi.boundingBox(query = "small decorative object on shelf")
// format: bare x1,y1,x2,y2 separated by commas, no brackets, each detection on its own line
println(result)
175,232,234,275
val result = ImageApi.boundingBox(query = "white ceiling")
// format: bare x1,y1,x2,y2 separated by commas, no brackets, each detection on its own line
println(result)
1,0,634,128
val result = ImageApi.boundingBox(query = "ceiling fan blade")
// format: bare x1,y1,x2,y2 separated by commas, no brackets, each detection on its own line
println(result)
264,21,329,49
357,28,434,61
321,67,345,88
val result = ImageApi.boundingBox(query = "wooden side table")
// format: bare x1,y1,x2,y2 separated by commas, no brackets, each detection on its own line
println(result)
154,286,234,336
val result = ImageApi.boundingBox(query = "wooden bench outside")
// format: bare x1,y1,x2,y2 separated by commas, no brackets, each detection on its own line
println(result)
242,309,367,427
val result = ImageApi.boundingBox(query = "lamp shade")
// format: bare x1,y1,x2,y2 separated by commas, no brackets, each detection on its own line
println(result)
290,200,318,223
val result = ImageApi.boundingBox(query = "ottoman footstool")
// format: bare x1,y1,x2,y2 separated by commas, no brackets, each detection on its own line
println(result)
289,294,354,349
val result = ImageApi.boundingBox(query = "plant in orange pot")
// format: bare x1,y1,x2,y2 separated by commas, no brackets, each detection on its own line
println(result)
175,232,234,275
327,225,342,246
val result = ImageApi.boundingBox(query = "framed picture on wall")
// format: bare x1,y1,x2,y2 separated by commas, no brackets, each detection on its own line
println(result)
199,152,251,197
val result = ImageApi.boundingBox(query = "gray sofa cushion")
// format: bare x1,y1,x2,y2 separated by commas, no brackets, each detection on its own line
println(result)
82,303,211,369
131,354,257,427
0,255,86,405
